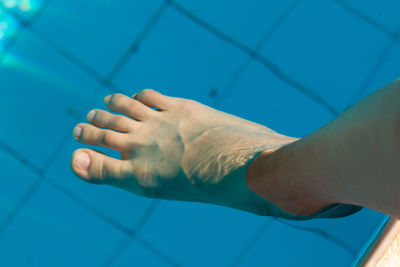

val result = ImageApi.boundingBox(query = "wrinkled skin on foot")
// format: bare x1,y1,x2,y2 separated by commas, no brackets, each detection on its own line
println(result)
71,89,295,215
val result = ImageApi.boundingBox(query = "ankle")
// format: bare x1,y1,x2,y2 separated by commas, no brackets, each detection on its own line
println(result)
246,138,334,217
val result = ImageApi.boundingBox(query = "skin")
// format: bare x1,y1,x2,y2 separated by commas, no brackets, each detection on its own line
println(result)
71,89,316,216
248,78,400,218
71,79,400,219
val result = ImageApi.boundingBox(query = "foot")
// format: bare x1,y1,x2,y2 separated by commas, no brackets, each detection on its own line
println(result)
71,89,313,215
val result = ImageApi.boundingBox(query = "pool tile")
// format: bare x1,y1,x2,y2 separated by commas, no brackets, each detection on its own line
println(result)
219,59,336,138
0,149,37,224
173,0,295,48
33,0,163,76
110,238,175,267
335,0,400,34
113,7,247,106
346,42,400,108
0,30,100,168
237,208,383,267
137,200,271,267
260,0,390,113
0,181,126,267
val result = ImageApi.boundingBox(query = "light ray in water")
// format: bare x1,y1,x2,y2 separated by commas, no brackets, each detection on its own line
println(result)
2,52,94,97
0,8,18,48
0,0,40,13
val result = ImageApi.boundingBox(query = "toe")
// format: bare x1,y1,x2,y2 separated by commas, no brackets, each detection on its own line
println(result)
73,123,129,152
104,93,155,121
87,109,136,133
133,89,172,111
71,148,133,184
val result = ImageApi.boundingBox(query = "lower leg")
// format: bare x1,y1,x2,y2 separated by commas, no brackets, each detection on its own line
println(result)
247,79,400,218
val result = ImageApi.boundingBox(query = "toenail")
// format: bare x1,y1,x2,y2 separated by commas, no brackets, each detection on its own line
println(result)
74,152,91,170
104,95,112,104
88,110,96,121
74,127,82,140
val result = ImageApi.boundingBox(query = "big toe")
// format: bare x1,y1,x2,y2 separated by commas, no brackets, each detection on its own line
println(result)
71,149,131,184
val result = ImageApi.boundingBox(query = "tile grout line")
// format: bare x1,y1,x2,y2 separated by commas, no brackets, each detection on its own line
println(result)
0,126,95,236
212,0,299,110
168,0,340,116
334,0,400,43
29,26,125,93
101,200,161,267
0,129,69,236
45,174,180,266
344,27,400,112
104,1,169,83
45,177,182,267
229,219,276,267
134,234,183,267
102,236,132,267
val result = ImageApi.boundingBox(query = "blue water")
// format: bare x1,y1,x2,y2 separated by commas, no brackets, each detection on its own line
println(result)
1,0,399,266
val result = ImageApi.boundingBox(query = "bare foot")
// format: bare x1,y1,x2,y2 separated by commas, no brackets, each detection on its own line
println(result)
71,89,313,215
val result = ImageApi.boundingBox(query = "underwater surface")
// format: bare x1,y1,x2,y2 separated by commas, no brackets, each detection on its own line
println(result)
1,0,399,266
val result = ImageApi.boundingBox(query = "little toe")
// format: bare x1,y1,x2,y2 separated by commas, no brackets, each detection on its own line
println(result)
133,89,172,110
87,109,136,133
73,123,129,152
105,93,155,121
71,148,133,185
